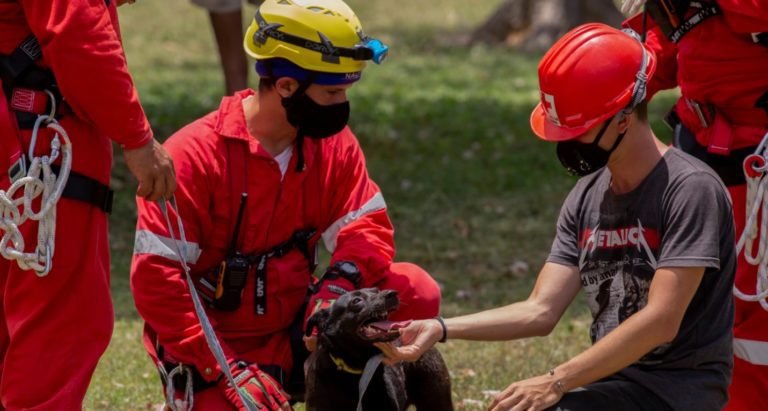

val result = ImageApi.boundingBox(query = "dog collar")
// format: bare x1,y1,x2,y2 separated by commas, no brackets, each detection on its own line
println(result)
329,353,363,375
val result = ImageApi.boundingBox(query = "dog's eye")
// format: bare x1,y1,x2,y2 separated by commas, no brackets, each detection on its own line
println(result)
351,297,363,306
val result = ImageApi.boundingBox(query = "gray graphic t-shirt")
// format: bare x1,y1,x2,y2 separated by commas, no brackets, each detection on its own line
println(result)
548,148,735,410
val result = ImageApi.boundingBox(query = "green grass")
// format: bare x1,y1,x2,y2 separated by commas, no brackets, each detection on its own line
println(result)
85,1,679,409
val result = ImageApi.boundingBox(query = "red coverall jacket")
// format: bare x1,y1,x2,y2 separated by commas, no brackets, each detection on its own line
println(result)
625,0,768,150
0,1,151,408
131,90,402,382
0,0,152,176
626,3,768,410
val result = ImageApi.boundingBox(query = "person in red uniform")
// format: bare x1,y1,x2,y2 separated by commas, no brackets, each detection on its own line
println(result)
620,1,768,409
130,0,441,409
0,0,176,409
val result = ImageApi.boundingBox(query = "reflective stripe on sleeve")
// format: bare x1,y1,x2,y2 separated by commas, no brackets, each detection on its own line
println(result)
321,192,387,253
734,338,768,366
133,229,202,264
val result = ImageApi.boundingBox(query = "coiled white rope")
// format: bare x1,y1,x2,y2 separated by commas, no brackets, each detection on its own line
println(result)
736,130,768,310
0,114,71,277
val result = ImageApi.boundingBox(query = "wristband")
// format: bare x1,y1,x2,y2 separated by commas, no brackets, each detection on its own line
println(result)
434,316,448,343
549,368,566,394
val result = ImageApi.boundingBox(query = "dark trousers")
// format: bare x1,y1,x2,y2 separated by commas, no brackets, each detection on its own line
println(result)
545,379,672,411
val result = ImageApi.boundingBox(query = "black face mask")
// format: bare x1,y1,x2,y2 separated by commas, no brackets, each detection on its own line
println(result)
282,91,350,139
556,117,626,176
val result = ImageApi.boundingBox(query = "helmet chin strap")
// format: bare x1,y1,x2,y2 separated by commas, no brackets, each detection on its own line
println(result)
613,29,649,155
592,114,627,155
621,28,650,116
609,129,628,155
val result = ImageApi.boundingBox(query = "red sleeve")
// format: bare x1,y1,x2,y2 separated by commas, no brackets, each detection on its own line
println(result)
321,128,395,285
19,0,151,149
717,0,768,32
130,129,232,381
623,13,679,99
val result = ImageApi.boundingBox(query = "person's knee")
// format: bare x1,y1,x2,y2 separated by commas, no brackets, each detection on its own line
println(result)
381,262,441,320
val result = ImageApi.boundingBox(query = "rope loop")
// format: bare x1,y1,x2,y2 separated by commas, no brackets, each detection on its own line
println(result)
0,114,71,276
736,131,768,310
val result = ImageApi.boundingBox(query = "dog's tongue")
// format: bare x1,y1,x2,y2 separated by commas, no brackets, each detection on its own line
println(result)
369,319,412,332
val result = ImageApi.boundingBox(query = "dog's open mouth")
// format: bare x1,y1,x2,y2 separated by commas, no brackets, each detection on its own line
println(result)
359,310,412,342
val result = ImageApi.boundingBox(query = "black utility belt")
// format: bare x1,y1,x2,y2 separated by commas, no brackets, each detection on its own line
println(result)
196,229,316,314
6,158,113,213
52,164,113,213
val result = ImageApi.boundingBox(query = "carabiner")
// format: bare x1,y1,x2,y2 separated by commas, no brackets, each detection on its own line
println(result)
35,244,52,277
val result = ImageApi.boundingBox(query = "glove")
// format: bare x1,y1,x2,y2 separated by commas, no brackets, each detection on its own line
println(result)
304,261,361,327
621,0,646,16
218,361,289,411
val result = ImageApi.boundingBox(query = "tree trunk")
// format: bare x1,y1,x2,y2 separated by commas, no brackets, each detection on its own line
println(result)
469,0,625,52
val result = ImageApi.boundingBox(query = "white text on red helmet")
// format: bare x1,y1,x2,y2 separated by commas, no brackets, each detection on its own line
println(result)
543,93,561,126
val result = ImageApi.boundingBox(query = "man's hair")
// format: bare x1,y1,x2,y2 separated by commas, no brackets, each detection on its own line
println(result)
259,77,276,92
634,101,648,122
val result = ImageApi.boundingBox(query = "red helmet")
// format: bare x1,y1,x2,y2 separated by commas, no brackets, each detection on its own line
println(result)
530,23,657,142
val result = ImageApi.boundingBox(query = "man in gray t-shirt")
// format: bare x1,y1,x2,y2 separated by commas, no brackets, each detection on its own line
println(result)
374,24,735,411
549,148,735,410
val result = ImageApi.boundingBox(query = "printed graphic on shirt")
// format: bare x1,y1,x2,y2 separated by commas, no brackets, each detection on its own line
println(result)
578,219,669,363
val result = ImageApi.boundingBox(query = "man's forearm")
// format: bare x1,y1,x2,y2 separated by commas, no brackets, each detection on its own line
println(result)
445,300,555,341
446,262,582,341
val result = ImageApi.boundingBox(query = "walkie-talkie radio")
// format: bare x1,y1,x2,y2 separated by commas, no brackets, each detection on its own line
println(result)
213,193,249,311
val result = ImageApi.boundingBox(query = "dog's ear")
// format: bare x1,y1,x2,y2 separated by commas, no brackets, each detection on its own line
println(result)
305,308,331,337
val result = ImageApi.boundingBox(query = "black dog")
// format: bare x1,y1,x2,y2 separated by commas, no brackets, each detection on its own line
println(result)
304,288,453,411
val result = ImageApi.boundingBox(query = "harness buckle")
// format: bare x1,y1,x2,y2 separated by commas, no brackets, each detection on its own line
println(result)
10,88,47,114
9,88,58,123
685,98,710,129
8,155,26,185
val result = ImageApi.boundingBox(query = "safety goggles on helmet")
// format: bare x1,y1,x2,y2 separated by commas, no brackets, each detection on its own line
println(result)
252,11,389,65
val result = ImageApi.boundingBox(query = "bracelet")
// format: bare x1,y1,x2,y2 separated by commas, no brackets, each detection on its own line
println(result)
549,368,565,394
434,316,448,343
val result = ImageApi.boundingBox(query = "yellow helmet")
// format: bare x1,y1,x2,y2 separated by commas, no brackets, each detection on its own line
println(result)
244,0,388,83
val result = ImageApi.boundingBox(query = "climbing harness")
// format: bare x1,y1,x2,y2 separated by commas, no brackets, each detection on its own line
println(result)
736,130,768,310
0,34,112,276
0,112,71,277
158,198,259,411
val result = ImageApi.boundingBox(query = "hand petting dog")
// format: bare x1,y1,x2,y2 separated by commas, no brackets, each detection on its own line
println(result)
304,288,453,411
377,318,564,411
374,319,443,365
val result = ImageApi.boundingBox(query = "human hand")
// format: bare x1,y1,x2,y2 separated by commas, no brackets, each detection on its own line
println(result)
218,361,292,411
303,335,318,352
123,138,176,201
620,0,646,16
374,318,443,365
487,373,564,411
